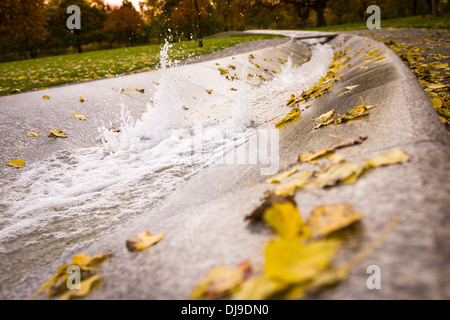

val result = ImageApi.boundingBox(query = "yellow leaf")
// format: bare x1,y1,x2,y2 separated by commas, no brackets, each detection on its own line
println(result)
71,250,113,271
275,108,301,128
6,158,25,168
313,110,336,129
126,231,163,252
71,114,87,120
365,149,410,167
373,55,386,62
265,168,299,184
49,129,68,138
42,95,51,99
314,161,362,188
431,98,442,109
190,261,251,300
306,203,363,236
58,274,101,300
263,202,311,239
79,96,86,102
26,130,41,137
264,238,338,284
231,275,287,300
273,171,313,196
136,88,145,93
206,89,213,94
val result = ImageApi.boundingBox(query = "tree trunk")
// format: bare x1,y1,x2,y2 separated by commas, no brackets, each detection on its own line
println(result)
193,0,203,48
314,0,327,27
74,29,82,53
432,0,437,17
293,4,310,28
412,0,418,16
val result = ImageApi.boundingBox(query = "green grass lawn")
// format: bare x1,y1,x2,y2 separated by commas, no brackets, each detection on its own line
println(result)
0,34,282,96
304,14,450,32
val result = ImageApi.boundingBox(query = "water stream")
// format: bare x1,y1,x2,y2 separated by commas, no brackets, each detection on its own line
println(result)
0,39,333,298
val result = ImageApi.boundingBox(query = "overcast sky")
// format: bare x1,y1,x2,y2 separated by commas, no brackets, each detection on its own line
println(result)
104,0,141,10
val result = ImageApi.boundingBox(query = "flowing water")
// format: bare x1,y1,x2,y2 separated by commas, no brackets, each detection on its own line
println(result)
0,39,333,298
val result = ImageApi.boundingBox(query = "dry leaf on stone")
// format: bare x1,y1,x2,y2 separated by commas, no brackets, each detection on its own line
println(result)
306,203,363,237
6,158,25,168
126,231,163,252
190,261,251,300
57,274,101,300
245,192,295,221
273,171,313,196
275,108,301,128
364,149,410,167
312,110,336,129
231,275,287,300
26,130,41,137
265,168,299,184
49,129,68,138
71,114,87,120
264,238,338,284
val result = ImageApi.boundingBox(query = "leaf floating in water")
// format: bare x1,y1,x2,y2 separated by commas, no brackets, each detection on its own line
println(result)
183,106,189,110
120,89,131,96
6,158,25,168
26,130,41,137
306,203,363,237
218,67,228,75
190,261,251,300
152,81,160,85
79,96,86,102
42,95,51,99
136,88,145,93
49,129,68,138
126,231,163,252
230,87,238,91
206,89,213,94
110,126,121,132
71,114,87,120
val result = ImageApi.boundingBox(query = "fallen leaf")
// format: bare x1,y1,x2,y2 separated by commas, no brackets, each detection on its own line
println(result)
190,261,251,300
71,114,87,120
298,135,367,163
262,201,311,239
6,158,25,168
265,168,299,184
312,110,336,129
273,171,313,196
314,161,363,188
58,274,101,300
26,130,41,137
206,89,213,94
264,238,338,283
49,129,68,138
126,231,163,252
306,203,363,237
79,96,86,102
364,149,410,167
231,275,287,300
42,95,51,99
136,88,145,93
275,108,301,128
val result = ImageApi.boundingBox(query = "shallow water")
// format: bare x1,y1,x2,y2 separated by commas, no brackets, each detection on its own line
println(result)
0,40,333,298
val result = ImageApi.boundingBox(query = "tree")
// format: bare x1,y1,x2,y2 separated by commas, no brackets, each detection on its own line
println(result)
269,0,329,27
170,0,208,45
0,0,48,58
104,1,144,46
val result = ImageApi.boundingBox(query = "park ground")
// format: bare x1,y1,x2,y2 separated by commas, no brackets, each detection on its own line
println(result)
0,15,449,132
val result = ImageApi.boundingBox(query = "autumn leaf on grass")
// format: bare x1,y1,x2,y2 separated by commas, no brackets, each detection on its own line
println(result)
126,231,163,252
26,130,41,137
275,108,301,128
265,168,299,184
364,149,410,167
264,238,338,284
298,135,367,163
306,203,363,237
58,274,101,300
6,158,25,168
48,129,68,138
71,114,87,120
190,261,251,300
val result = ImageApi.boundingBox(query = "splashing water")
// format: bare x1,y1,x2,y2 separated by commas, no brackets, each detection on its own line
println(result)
0,39,334,299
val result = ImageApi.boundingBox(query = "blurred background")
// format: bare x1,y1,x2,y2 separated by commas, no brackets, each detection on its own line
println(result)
0,0,449,62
